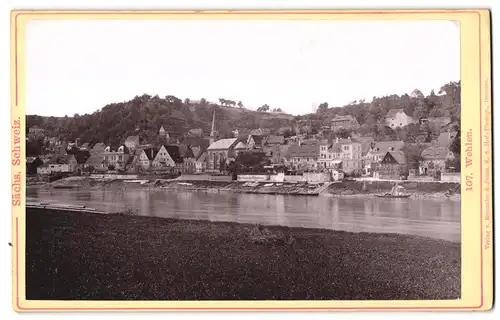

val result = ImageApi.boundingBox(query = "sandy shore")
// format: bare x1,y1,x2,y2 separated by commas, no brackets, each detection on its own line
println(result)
26,207,460,300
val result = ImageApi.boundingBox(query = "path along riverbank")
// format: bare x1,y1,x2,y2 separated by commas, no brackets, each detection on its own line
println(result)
36,176,461,201
26,207,460,300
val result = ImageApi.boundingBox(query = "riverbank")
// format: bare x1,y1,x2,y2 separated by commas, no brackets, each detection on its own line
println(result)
26,207,460,300
37,176,461,200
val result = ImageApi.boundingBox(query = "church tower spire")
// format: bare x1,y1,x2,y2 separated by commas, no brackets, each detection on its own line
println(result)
209,111,217,145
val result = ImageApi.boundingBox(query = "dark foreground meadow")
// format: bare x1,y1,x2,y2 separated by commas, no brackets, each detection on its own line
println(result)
26,208,460,300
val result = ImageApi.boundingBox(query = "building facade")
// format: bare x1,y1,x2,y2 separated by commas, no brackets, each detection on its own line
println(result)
385,109,415,128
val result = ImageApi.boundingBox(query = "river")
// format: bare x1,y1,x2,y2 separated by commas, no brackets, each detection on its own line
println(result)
26,187,461,243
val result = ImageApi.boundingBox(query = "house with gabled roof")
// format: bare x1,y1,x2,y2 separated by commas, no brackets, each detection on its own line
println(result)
180,144,197,173
318,137,363,174
138,147,158,171
264,135,285,146
39,154,78,175
284,144,320,172
375,151,408,179
152,145,178,168
102,145,130,171
195,150,208,173
365,140,405,162
385,109,415,128
419,146,456,176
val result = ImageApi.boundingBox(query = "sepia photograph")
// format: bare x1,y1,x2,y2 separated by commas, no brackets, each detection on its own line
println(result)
12,10,492,310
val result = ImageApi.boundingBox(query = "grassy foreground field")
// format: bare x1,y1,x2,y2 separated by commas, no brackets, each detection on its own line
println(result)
26,208,460,300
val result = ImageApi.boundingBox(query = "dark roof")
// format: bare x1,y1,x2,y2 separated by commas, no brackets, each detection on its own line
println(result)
265,135,285,145
178,144,195,158
286,145,319,158
249,135,264,146
371,140,405,154
164,145,184,164
300,139,319,146
49,154,76,165
181,137,210,150
381,151,406,164
142,148,159,161
73,150,91,164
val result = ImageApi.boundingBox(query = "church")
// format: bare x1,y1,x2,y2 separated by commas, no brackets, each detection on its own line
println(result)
206,111,239,172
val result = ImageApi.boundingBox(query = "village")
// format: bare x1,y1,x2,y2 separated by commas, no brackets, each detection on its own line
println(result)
26,106,460,185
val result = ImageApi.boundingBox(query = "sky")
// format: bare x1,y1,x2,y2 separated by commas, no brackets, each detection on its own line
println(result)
25,19,460,116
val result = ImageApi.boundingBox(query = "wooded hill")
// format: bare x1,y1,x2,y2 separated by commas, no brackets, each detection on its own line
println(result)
26,81,460,146
26,95,295,146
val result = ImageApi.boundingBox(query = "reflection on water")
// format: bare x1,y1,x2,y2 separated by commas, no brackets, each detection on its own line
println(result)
26,187,461,243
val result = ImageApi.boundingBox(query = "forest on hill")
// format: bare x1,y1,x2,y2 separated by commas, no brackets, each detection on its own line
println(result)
26,81,460,146
298,81,461,141
26,95,295,146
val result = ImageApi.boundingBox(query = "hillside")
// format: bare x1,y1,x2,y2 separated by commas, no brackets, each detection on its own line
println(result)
26,81,460,146
296,81,461,141
26,95,295,146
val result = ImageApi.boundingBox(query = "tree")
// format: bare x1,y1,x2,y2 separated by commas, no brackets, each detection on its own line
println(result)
334,128,351,139
184,98,190,104
237,101,244,108
449,129,461,155
257,104,270,112
317,102,328,113
402,144,424,169
200,98,207,105
282,129,293,138
232,151,270,173
445,157,461,172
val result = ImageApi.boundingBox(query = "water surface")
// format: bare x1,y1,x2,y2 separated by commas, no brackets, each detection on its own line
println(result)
27,187,461,243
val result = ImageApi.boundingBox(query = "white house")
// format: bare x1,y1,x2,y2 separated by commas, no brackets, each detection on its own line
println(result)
385,109,415,128
152,145,176,168
38,155,78,175
138,148,157,170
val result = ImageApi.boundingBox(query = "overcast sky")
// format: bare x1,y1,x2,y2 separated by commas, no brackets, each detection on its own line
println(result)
25,19,460,116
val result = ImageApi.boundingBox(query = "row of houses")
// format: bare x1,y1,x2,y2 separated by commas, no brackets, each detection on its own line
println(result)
329,110,452,132
28,109,457,179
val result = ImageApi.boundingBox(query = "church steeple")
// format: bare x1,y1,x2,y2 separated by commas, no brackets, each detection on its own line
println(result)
209,111,217,145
